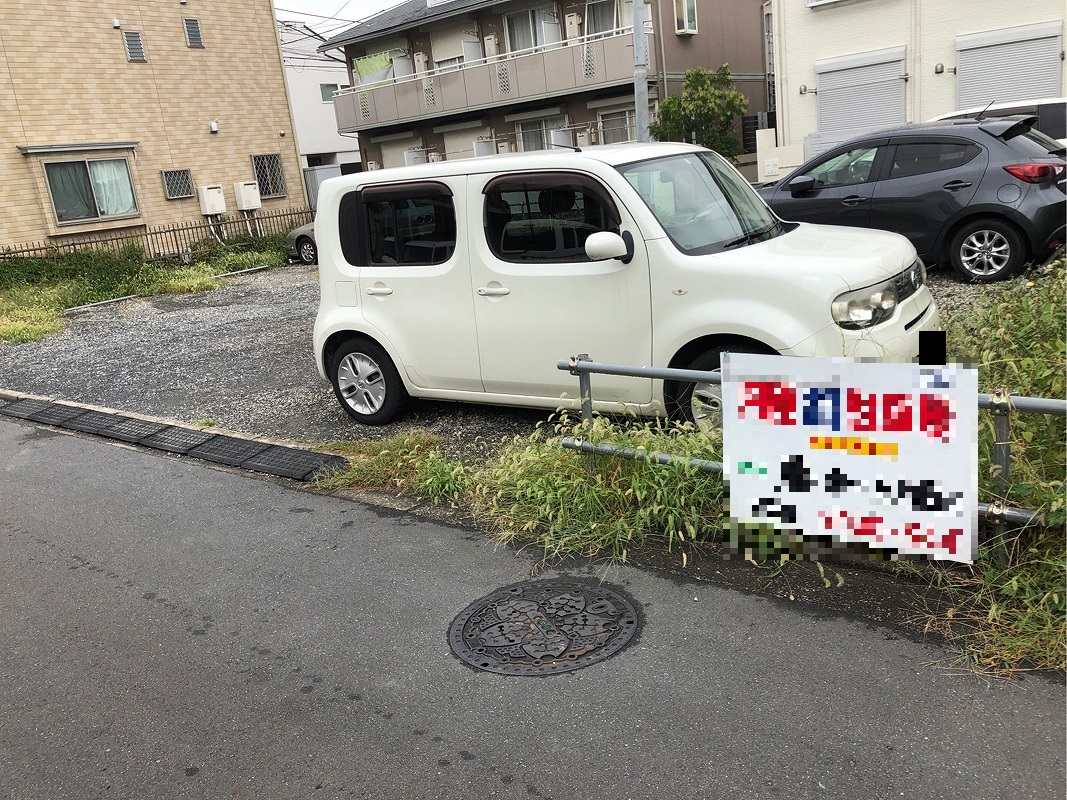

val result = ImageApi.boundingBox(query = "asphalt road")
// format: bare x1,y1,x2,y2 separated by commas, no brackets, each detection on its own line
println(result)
1,418,1064,800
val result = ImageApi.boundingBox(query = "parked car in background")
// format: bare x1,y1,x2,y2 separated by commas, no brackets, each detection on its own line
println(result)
757,117,1066,282
287,222,317,265
929,97,1066,146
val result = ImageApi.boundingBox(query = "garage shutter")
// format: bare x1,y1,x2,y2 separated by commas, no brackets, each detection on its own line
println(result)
957,23,1063,108
817,58,906,133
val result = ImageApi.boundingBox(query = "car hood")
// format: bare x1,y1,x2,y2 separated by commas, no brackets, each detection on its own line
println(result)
739,222,917,289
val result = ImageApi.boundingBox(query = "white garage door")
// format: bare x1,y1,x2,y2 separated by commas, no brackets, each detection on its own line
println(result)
957,21,1063,108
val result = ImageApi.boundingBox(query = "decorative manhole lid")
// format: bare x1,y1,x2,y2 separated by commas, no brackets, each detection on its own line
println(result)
448,580,640,676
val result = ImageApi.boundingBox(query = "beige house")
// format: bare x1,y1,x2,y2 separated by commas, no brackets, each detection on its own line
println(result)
319,0,770,171
0,1,303,251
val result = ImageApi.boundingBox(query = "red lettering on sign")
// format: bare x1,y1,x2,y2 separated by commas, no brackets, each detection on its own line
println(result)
920,394,953,443
740,382,797,425
881,394,912,432
846,389,878,432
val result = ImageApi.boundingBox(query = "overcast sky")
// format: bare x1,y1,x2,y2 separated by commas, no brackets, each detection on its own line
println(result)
272,0,403,37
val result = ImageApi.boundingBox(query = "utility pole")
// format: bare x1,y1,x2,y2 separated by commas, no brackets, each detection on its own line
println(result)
633,0,650,142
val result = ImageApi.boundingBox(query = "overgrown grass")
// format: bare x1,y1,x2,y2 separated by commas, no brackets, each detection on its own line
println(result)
930,258,1066,674
0,239,288,343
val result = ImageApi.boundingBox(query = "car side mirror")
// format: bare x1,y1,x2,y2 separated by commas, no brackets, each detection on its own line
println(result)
585,231,633,263
788,175,815,194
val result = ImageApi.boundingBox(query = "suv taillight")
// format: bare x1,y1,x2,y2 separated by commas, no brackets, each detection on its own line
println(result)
1002,163,1066,183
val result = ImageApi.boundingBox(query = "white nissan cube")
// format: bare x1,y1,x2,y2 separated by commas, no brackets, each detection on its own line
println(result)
312,142,940,427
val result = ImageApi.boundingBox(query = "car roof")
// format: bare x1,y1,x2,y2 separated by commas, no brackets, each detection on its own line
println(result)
349,141,706,184
849,116,1039,140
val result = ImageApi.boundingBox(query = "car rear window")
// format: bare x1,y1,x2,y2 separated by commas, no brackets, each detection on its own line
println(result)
1006,129,1066,157
888,143,980,179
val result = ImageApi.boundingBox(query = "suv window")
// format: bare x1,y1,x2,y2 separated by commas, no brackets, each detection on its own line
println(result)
618,151,779,254
339,181,456,266
483,173,621,262
888,142,980,179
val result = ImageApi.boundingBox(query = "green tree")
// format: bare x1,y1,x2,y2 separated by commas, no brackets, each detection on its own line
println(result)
649,65,749,159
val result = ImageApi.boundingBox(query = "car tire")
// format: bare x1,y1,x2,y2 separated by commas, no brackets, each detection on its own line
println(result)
666,344,769,433
949,219,1025,283
296,236,318,265
329,339,408,425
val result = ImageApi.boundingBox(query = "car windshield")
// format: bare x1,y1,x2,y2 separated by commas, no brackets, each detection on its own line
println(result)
617,152,780,254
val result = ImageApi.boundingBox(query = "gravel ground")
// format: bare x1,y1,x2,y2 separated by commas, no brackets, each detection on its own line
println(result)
0,261,1001,454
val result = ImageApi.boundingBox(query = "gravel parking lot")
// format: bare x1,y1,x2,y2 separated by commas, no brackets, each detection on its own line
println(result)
0,261,990,454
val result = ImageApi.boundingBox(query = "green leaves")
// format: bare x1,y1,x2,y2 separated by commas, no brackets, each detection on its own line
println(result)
649,65,749,159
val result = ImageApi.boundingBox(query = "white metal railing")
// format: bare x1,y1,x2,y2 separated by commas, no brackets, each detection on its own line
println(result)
334,24,647,97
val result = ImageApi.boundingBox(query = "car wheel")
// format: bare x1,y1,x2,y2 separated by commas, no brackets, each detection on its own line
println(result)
329,339,408,425
949,219,1025,282
666,345,768,433
296,237,318,265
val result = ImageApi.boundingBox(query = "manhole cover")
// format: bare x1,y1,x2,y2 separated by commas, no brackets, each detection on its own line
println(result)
448,581,640,676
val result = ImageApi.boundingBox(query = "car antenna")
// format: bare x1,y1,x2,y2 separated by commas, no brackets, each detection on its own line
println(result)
550,142,582,152
974,100,996,121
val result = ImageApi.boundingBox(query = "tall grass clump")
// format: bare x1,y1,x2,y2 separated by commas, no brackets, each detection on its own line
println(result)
469,414,724,560
936,258,1066,674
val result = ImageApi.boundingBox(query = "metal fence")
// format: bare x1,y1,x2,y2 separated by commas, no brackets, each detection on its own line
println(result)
556,355,1066,529
0,207,312,263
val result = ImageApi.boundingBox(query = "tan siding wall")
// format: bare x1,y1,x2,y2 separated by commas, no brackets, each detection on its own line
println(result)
0,0,303,247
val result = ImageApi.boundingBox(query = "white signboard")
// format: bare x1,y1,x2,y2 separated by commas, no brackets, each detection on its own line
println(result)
722,354,978,563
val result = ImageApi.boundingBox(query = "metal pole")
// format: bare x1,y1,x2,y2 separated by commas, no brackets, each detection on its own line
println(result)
989,387,1012,497
633,0,650,142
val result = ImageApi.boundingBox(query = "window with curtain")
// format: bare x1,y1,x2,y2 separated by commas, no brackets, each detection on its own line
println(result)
505,5,557,52
44,158,138,223
585,0,616,37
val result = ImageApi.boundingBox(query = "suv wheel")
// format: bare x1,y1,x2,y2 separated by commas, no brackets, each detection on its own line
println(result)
329,339,408,425
666,345,768,433
950,219,1025,282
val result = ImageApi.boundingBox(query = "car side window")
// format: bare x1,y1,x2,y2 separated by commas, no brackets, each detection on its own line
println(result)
338,181,455,266
483,173,620,263
807,146,879,188
888,143,980,179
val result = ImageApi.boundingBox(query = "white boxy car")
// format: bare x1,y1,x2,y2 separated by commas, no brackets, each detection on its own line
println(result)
313,142,940,427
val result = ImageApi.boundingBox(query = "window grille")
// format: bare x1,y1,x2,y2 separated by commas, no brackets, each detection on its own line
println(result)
251,154,286,199
123,30,147,62
162,169,194,199
183,18,204,48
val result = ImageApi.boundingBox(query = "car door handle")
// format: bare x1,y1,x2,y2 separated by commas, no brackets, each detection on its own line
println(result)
477,287,510,297
943,180,973,191
365,287,393,296
841,195,868,206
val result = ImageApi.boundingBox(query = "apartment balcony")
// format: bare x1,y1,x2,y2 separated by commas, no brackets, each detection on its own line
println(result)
333,30,655,134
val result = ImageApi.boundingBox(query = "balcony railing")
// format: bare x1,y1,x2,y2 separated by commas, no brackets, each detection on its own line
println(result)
333,28,655,133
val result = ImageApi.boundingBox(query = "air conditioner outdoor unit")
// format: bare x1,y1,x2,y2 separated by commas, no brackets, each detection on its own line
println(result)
233,180,261,210
427,152,444,162
496,140,513,154
366,160,381,170
473,138,496,157
197,184,226,215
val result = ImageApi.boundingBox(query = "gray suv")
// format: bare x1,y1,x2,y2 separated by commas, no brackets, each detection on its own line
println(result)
758,116,1066,281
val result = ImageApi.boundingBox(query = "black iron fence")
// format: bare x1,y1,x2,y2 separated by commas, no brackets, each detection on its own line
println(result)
0,207,313,262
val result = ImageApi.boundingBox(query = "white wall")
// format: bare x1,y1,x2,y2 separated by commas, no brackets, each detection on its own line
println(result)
770,0,1066,147
278,21,361,167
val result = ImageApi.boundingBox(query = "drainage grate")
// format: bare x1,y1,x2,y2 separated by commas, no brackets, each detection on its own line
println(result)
102,417,169,444
62,410,131,435
139,426,218,454
241,445,347,480
28,403,86,426
0,399,53,419
188,436,271,467
448,581,640,676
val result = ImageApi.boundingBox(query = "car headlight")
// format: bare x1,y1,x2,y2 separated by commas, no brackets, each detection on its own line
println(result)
832,260,925,330
832,280,899,329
